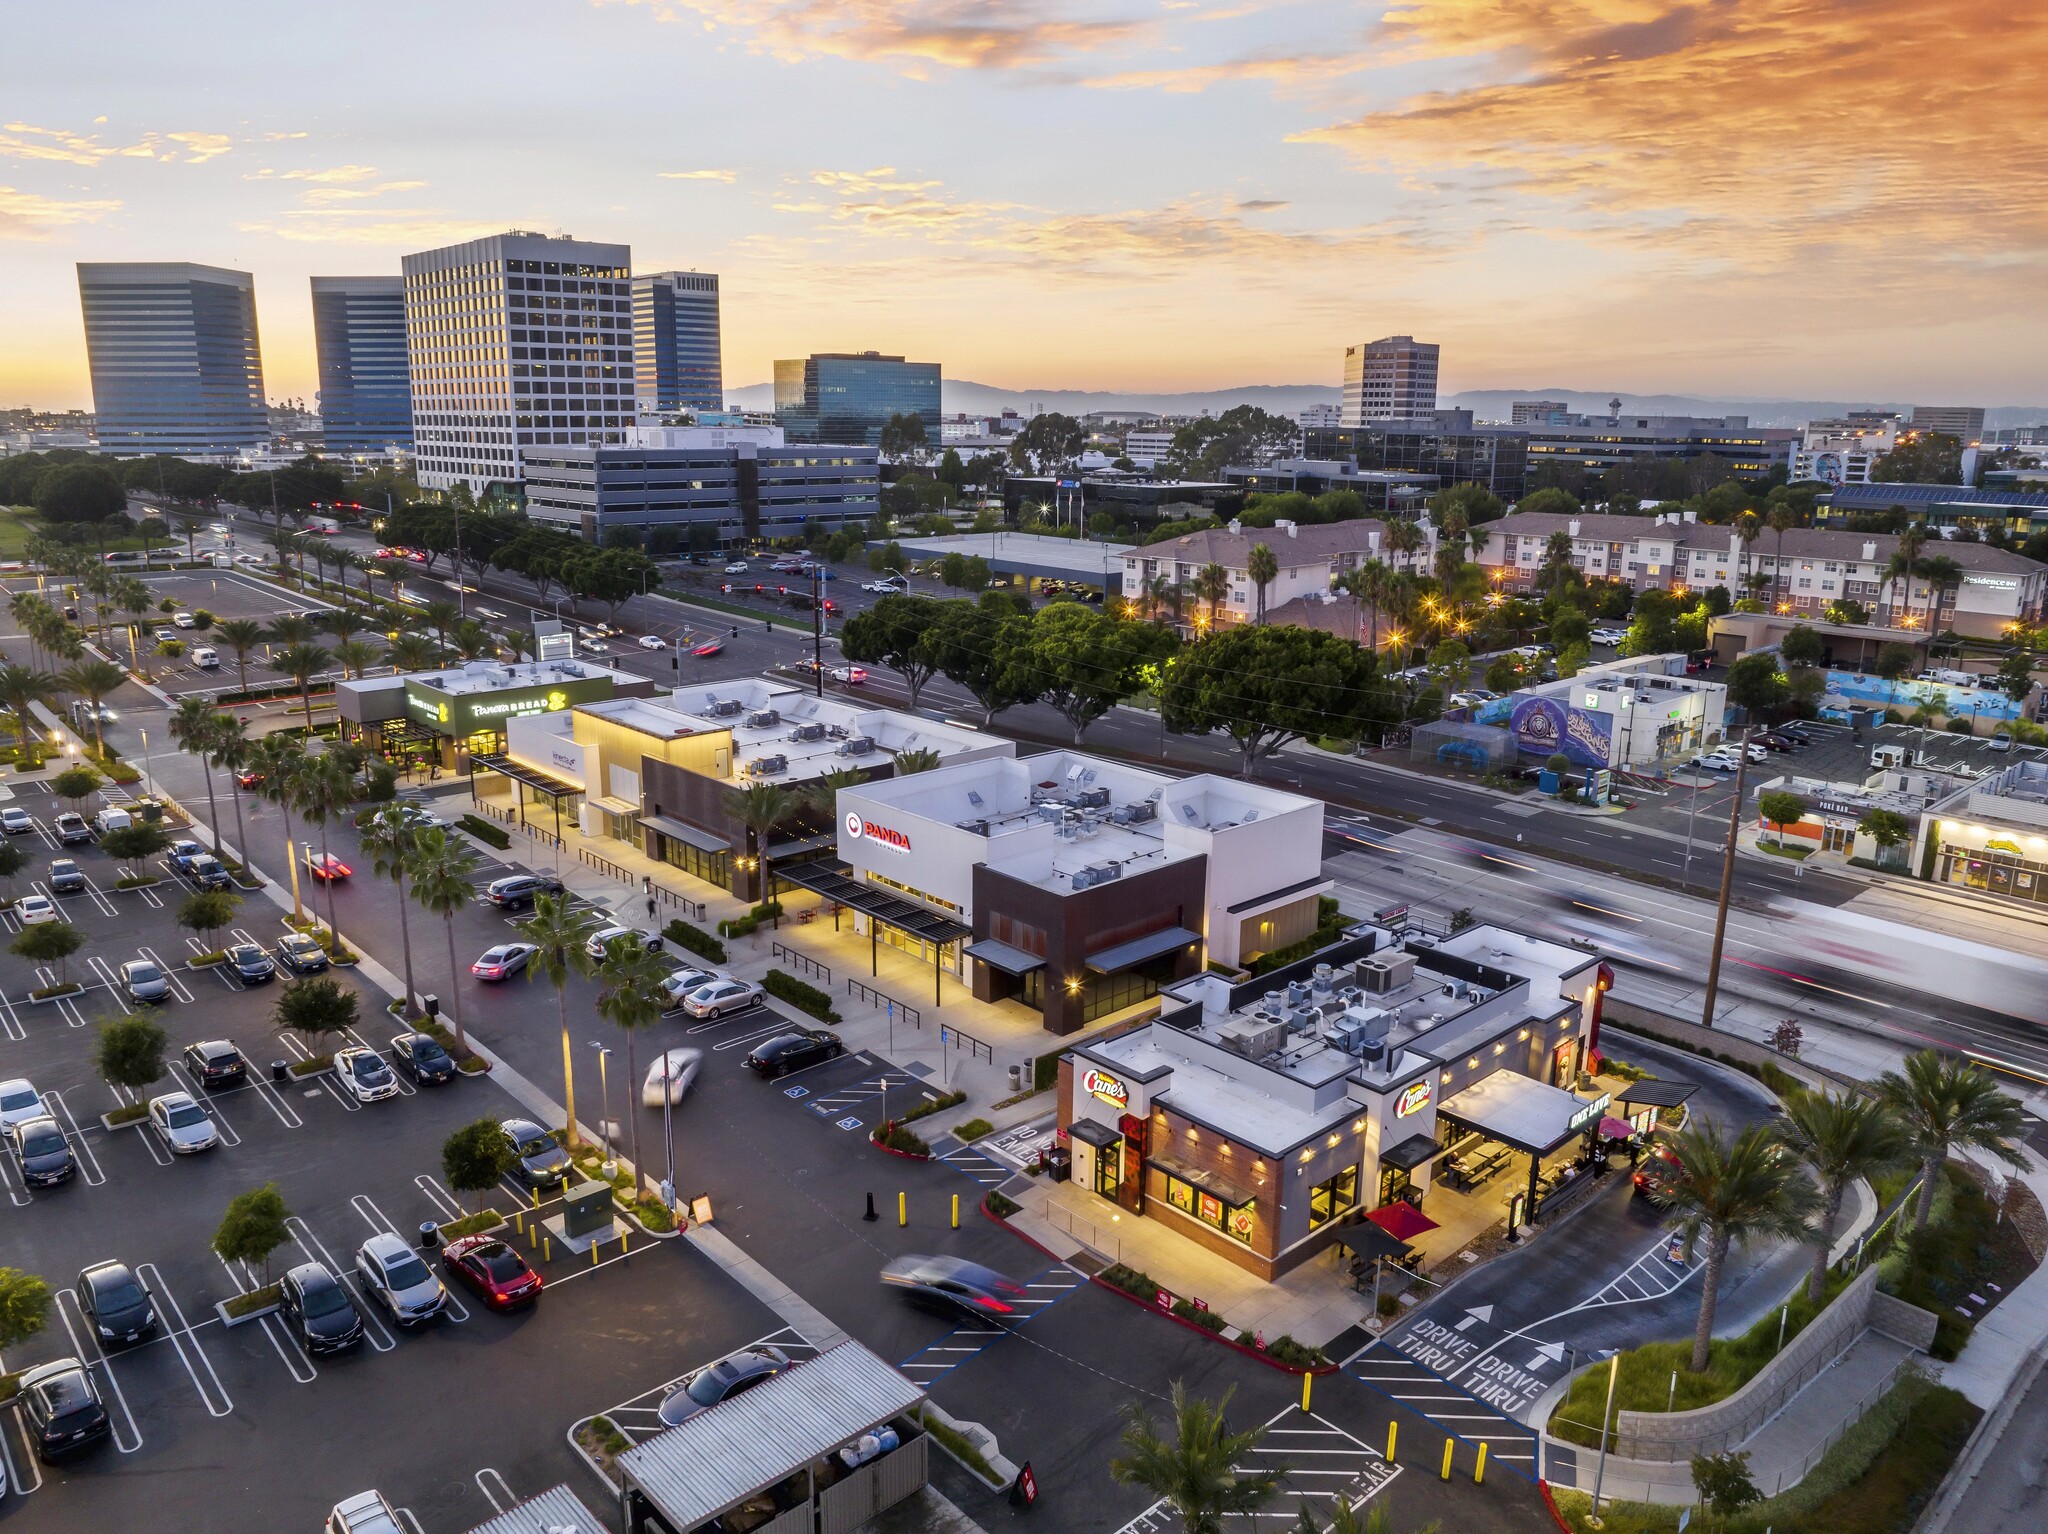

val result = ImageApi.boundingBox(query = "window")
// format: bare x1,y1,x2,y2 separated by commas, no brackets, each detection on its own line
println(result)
1159,1171,1254,1246
1308,1166,1358,1230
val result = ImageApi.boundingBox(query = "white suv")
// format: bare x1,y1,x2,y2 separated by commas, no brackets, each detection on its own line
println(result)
328,1491,405,1534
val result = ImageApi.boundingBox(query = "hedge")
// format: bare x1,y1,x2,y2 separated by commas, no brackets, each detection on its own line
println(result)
901,1088,966,1124
458,814,511,849
952,1117,993,1142
1034,1050,1062,1091
763,969,840,1022
872,1122,929,1156
1172,1297,1227,1332
663,918,727,963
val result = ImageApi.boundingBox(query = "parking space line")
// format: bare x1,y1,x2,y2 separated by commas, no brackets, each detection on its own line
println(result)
139,945,197,1003
135,1263,234,1418
215,1254,317,1384
38,966,92,1027
41,1089,107,1184
278,1033,358,1112
287,1216,397,1352
0,1379,44,1494
73,875,118,918
54,1291,144,1453
344,1026,416,1095
187,936,242,988
475,1468,515,1513
349,1193,471,1321
0,987,23,1041
414,1173,464,1221
0,1151,29,1206
109,1084,174,1166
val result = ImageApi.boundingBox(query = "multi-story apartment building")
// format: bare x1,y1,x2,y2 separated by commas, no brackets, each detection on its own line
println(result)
1123,516,1438,626
1478,511,2048,638
1341,336,1438,426
1297,403,1343,431
1909,405,1986,442
76,262,267,456
401,231,634,494
1790,415,1900,486
310,276,412,453
773,351,940,446
632,271,722,414
1511,400,1572,425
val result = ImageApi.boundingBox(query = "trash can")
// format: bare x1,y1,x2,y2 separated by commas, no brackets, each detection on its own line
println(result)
271,1060,289,1084
418,1221,440,1251
1008,1063,1025,1092
1046,1146,1072,1183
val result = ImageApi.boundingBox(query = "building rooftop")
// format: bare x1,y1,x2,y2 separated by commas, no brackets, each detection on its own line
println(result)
893,531,1134,580
1132,517,1399,570
408,658,628,696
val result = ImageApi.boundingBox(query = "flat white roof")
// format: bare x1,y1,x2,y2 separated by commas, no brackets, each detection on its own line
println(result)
895,530,1134,579
1441,1068,1599,1153
409,658,629,696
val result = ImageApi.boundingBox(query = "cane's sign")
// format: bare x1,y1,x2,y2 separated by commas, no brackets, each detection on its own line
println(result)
1394,1079,1432,1118
1081,1068,1129,1109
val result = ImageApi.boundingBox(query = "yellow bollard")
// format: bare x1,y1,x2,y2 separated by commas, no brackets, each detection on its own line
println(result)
1440,1439,1453,1481
951,1193,960,1230
1386,1421,1397,1462
620,1230,629,1256
515,1211,525,1235
898,1191,907,1227
532,1188,541,1212
1301,1371,1313,1412
543,1235,552,1262
591,1242,600,1267
1474,1442,1487,1484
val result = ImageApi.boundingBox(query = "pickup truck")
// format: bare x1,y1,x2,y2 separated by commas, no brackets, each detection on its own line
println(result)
53,812,92,845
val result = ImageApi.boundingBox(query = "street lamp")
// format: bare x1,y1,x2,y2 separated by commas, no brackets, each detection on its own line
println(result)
589,1042,614,1173
884,566,909,596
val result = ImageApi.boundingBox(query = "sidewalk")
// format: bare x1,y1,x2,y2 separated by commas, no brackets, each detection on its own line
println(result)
1939,1143,2048,1410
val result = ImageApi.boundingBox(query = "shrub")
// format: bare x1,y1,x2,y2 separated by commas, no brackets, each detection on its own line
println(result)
1100,1263,1159,1300
1265,1335,1327,1368
663,918,727,963
871,1121,929,1156
901,1089,966,1123
457,814,511,849
985,1190,1020,1219
762,968,840,1022
1171,1298,1227,1332
952,1117,993,1142
1035,1050,1062,1091
718,915,759,938
751,899,783,920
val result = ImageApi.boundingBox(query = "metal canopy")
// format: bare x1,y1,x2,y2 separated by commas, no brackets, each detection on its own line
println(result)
470,752,581,800
775,858,969,945
458,1484,610,1534
1613,1079,1698,1109
963,938,1045,976
1085,925,1201,974
638,813,731,855
1147,1150,1257,1209
1380,1132,1447,1172
1067,1118,1122,1149
1440,1070,1606,1156
1333,1220,1413,1265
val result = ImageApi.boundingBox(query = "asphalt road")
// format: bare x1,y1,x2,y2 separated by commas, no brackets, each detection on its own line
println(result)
1941,1354,2048,1534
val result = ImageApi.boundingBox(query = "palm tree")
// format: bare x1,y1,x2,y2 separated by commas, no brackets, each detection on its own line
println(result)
1916,554,1963,631
1433,508,1470,586
1539,530,1576,599
733,782,795,901
322,605,370,647
0,664,55,763
1778,1089,1907,1304
1109,1383,1283,1534
518,893,599,1147
893,747,942,775
214,618,267,691
1767,505,1800,609
1194,563,1229,627
60,659,127,758
267,613,318,648
1293,1499,1438,1534
358,805,423,1016
595,936,668,1186
806,765,867,820
334,639,378,680
1885,524,1928,626
249,736,309,920
1339,559,1393,650
386,632,441,674
406,828,483,1049
1734,510,1762,596
450,618,496,661
208,712,254,873
167,696,226,854
1878,1049,2027,1232
274,641,332,733
116,577,151,670
293,753,354,946
1246,543,1279,625
423,600,461,655
1383,516,1427,574
1647,1119,1819,1372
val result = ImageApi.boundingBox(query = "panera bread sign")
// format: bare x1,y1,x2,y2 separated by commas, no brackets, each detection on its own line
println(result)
842,811,911,854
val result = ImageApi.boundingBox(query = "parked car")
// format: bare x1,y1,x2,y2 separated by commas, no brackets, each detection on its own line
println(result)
278,1262,365,1355
483,873,561,909
830,665,869,684
225,942,276,984
681,978,763,1019
471,941,540,980
327,1491,406,1534
77,1261,157,1345
187,853,231,889
47,858,85,895
390,1032,456,1086
503,1118,571,1187
53,811,91,845
584,924,657,962
303,851,352,882
1687,751,1737,772
0,1076,43,1131
880,1254,1028,1319
172,611,196,628
656,1344,791,1427
147,1091,219,1154
4,1114,75,1185
656,967,722,1010
442,1234,543,1312
336,1047,401,1104
167,839,206,873
0,806,34,835
15,1359,111,1462
642,1047,705,1106
14,892,58,924
395,804,446,829
276,933,329,974
637,633,668,651
183,1039,247,1088
121,958,171,1004
353,1232,447,1326
724,561,750,574
744,1029,845,1079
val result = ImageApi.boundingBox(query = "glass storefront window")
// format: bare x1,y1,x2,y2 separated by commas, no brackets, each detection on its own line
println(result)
1309,1167,1359,1230
659,834,729,890
1081,956,1177,1023
1159,1173,1254,1246
1939,843,2048,906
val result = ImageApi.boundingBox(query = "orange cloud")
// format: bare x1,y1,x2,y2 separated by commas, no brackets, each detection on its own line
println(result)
0,185,122,237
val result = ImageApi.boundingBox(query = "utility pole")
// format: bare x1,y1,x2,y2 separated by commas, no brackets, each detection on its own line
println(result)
1698,723,1757,1031
812,566,824,697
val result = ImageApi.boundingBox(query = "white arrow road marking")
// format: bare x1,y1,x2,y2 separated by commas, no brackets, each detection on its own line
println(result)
1455,1305,1493,1331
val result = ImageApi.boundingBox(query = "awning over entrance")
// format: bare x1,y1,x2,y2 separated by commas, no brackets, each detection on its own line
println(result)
1380,1133,1446,1172
775,858,970,946
963,938,1045,976
1614,1078,1697,1110
1085,925,1201,974
638,814,731,855
471,752,582,799
1067,1118,1121,1150
1441,1070,1608,1155
1146,1151,1257,1209
766,830,838,860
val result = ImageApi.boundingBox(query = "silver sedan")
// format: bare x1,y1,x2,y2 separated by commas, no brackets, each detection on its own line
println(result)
147,1092,219,1154
642,1048,705,1106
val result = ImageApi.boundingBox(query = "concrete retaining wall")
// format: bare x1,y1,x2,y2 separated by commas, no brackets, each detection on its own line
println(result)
1870,1289,1940,1351
1600,1000,1861,1094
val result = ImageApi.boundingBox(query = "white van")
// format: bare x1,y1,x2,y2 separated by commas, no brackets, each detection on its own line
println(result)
93,807,133,836
192,646,220,669
1916,668,1976,688
1871,743,1914,770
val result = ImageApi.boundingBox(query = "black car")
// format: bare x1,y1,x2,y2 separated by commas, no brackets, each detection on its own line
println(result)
184,1039,248,1088
188,853,232,889
744,1029,845,1079
484,873,564,909
880,1254,1028,1319
390,1032,456,1085
657,1345,791,1427
16,1359,111,1461
278,1262,365,1355
503,1118,571,1187
276,933,329,974
5,1114,75,1186
77,1261,158,1345
225,942,276,984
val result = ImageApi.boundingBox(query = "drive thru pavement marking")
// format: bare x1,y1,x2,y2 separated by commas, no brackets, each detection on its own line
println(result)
1347,1339,1538,1472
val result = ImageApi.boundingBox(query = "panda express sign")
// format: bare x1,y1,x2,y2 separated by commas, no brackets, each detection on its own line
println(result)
843,810,911,854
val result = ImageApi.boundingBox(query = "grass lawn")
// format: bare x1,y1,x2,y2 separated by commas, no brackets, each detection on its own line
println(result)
0,504,183,561
1758,840,1814,860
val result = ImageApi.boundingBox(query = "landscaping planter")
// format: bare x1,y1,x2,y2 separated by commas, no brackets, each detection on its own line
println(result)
216,1284,283,1327
100,1106,150,1131
28,983,83,1003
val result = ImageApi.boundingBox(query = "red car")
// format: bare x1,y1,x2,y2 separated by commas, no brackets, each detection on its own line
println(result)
442,1234,543,1311
236,769,264,789
303,852,352,882
692,639,725,658
1632,1143,1683,1195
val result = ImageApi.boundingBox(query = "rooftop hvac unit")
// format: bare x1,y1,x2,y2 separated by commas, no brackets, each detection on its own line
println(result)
1091,861,1123,884
707,698,745,718
1077,786,1111,809
1262,990,1285,1013
1289,1006,1321,1033
1286,981,1311,1008
1123,800,1157,823
840,736,874,756
1337,986,1364,1005
750,753,787,776
1035,803,1064,823
1070,865,1097,889
956,819,989,835
789,723,826,743
746,709,781,729
1359,951,1418,993
1217,1018,1286,1059
1080,809,1101,837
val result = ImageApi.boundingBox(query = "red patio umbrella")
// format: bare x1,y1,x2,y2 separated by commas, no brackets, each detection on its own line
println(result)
1598,1116,1637,1140
1367,1201,1440,1241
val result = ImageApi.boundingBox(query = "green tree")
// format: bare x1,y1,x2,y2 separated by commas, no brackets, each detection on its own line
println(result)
1008,602,1178,745
212,1183,291,1281
99,822,170,880
12,919,84,986
878,412,931,466
1778,1089,1907,1304
1425,639,1471,693
49,763,103,809
176,889,240,953
1995,650,2035,702
386,632,442,673
1872,642,1917,682
273,974,360,1062
919,602,1037,724
407,828,483,1049
518,893,600,1149
59,659,126,759
1856,807,1913,856
0,840,27,901
33,461,126,525
93,1012,169,1096
357,804,423,1015
1824,598,1870,626
1515,486,1581,520
168,695,227,853
595,936,669,1194
213,618,267,692
1246,543,1279,625
1872,432,1963,486
0,1267,54,1352
442,1118,519,1213
249,736,308,919
274,641,331,733
1109,1383,1283,1534
0,662,56,761
208,711,254,874
840,594,945,707
292,754,354,945
1778,625,1825,670
1878,1050,2027,1232
1690,1450,1762,1526
1292,1500,1438,1534
1193,563,1230,627
893,746,942,774
1161,625,1394,775
1754,790,1808,847
1647,1119,1819,1371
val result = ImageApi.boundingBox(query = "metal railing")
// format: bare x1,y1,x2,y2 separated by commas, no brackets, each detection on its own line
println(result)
772,943,831,984
473,802,563,851
845,978,921,1029
573,846,707,922
1044,1201,1120,1262
942,1021,994,1065
1764,1351,1913,1496
649,883,708,923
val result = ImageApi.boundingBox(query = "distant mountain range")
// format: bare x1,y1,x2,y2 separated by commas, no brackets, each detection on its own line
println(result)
724,379,2048,431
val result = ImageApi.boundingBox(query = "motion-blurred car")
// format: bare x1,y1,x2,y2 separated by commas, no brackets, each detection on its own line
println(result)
483,873,559,909
691,638,725,658
880,1254,1027,1319
471,942,539,980
303,851,352,882
642,1048,705,1106
442,1234,543,1312
656,967,722,1010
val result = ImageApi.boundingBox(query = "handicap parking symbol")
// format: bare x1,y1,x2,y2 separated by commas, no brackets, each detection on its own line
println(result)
784,1085,810,1099
836,1117,863,1132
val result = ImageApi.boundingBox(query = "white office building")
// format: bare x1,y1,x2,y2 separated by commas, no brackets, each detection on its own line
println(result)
1341,336,1439,427
402,231,634,493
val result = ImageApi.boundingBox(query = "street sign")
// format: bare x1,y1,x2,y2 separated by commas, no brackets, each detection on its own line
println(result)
1011,1461,1038,1507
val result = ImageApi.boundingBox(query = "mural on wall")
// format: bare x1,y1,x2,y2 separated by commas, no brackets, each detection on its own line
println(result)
1510,696,1616,767
1824,672,2022,722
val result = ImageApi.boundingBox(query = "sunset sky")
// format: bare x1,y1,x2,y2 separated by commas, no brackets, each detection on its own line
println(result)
4,1,2043,410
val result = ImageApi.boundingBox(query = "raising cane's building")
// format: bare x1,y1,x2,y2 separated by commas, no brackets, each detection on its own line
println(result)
1058,922,1612,1280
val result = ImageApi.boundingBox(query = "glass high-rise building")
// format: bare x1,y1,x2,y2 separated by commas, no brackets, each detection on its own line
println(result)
633,271,722,414
77,262,267,455
402,231,633,494
774,351,940,445
311,276,412,452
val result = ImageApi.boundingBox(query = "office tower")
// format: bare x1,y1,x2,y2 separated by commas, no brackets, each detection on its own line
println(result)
1511,399,1572,425
310,276,411,452
1909,405,1986,442
773,351,941,445
633,271,722,414
401,230,633,493
1340,335,1439,427
76,262,267,455
1297,403,1342,431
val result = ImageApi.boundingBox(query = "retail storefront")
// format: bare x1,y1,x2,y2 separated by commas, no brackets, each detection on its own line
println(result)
1917,762,2048,911
1437,1069,1610,1229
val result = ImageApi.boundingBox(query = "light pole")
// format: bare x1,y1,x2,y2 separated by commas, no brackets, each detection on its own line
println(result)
659,1054,677,1216
1588,1351,1620,1527
138,727,152,799
590,1042,614,1173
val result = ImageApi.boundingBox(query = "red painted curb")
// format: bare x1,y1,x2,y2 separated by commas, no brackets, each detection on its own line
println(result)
1538,1479,1573,1532
978,1192,1336,1377
868,1136,932,1161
